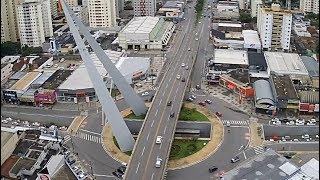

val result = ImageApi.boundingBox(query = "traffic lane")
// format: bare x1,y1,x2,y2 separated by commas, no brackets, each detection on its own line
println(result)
71,137,123,175
266,142,319,151
166,127,249,180
80,112,103,133
1,106,80,116
192,95,250,122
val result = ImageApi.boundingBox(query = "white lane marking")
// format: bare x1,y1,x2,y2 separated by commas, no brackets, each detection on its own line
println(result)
155,109,158,116
165,84,168,89
243,151,247,159
151,173,155,180
18,112,74,119
159,99,162,105
93,174,114,177
238,145,244,151
175,88,179,93
164,126,167,134
151,120,155,127
141,146,145,156
135,162,140,174
79,129,101,135
173,95,176,101
147,132,150,141
162,91,166,97
160,142,163,149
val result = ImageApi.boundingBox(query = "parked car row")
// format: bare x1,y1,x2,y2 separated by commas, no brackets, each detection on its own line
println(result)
268,134,319,142
64,151,89,180
112,164,127,179
271,118,318,126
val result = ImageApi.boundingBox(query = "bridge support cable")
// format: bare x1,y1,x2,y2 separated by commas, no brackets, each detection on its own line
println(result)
61,0,147,116
60,0,135,152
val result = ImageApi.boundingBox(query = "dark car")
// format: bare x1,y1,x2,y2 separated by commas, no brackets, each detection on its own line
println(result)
170,112,175,117
199,101,206,106
182,78,186,82
112,171,122,178
196,85,200,89
167,101,172,106
118,165,126,174
231,156,240,163
208,166,218,173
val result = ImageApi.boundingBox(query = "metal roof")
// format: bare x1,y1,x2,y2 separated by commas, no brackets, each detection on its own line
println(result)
253,79,275,105
121,17,159,34
213,49,249,65
298,91,319,103
300,56,319,77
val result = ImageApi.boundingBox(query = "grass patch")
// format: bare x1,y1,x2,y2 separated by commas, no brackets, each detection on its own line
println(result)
113,136,132,155
125,113,146,120
169,139,208,160
179,107,209,121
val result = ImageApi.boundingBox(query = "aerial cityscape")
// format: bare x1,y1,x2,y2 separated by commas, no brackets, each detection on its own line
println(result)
0,0,319,179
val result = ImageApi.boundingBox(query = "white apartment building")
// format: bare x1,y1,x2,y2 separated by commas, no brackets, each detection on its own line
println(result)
257,4,292,51
50,0,58,18
17,0,53,47
251,0,263,17
1,0,20,43
134,0,156,17
71,6,89,24
300,0,319,14
88,0,117,28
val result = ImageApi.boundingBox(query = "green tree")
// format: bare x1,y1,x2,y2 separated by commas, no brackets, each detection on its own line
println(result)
239,12,252,23
1,42,21,57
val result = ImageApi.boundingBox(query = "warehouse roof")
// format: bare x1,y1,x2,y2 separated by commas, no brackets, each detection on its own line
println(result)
243,30,261,46
30,72,55,87
271,74,299,99
264,52,309,76
213,49,248,65
300,56,319,77
121,16,159,34
58,50,124,90
253,80,275,105
9,72,42,91
115,57,150,77
1,56,20,64
298,91,319,103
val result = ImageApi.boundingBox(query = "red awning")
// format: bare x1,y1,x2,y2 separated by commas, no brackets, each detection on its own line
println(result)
227,84,235,90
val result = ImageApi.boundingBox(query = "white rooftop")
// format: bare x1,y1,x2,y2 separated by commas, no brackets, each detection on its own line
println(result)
58,50,124,90
243,30,261,46
218,23,242,28
300,158,319,179
264,52,309,75
1,56,20,64
214,49,249,65
115,57,150,78
121,16,159,34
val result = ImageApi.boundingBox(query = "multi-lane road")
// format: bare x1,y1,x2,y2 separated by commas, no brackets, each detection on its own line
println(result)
124,2,204,179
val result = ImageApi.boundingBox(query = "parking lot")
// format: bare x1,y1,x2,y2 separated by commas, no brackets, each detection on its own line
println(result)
269,118,319,126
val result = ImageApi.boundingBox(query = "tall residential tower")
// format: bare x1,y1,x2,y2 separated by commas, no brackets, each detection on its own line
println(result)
88,0,117,28
133,0,156,16
1,0,20,43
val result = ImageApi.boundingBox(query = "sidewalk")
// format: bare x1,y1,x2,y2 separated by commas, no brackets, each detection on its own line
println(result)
101,103,224,169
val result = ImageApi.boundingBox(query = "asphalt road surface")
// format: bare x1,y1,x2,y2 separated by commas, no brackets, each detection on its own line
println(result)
124,3,203,180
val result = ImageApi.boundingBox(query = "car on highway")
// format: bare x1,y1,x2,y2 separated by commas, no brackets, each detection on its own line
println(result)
199,101,206,106
177,75,181,79
170,112,175,118
182,78,186,82
286,121,295,125
156,136,163,144
226,121,231,127
181,63,185,67
205,99,212,104
141,92,149,96
185,66,189,70
231,156,240,163
167,101,172,106
155,157,162,168
195,38,198,41
196,85,200,89
188,48,191,51
208,166,218,173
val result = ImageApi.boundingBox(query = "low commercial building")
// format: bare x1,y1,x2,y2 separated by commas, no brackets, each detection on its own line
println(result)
1,131,19,166
210,23,244,49
298,90,319,115
214,1,240,20
253,79,276,114
56,52,150,103
270,74,300,116
157,1,185,18
248,52,269,79
243,30,261,52
117,16,175,50
1,56,20,86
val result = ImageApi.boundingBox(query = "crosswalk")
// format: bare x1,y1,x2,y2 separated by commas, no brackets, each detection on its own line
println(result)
150,87,158,91
221,120,248,126
63,131,101,144
252,145,265,155
190,88,197,92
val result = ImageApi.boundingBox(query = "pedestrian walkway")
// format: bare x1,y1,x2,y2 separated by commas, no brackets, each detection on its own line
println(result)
75,131,101,143
221,120,248,126
190,88,198,92
63,135,72,144
150,87,159,91
252,145,265,155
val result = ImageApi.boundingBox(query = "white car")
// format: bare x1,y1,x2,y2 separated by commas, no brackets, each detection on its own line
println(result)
156,136,162,144
293,139,299,142
286,121,295,125
295,122,304,126
226,121,230,127
11,122,18,125
309,119,316,123
141,92,149,96
155,157,162,168
272,121,281,125
59,126,68,131
185,66,189,70
6,117,12,121
306,122,316,126
296,119,305,123
190,95,196,99
271,118,280,122
181,63,185,67
32,122,40,126
1,120,8,124
188,48,191,51
23,121,29,125
302,134,310,139
176,75,181,79
316,135,319,138
195,38,199,41
136,83,142,87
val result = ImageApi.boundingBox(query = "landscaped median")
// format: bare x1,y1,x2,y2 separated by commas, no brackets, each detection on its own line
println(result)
101,102,224,169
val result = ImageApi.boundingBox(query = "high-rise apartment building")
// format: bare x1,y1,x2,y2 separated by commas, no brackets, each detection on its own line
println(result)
88,0,117,28
133,0,156,16
1,0,20,43
50,0,58,18
251,0,263,17
257,4,292,51
71,6,89,25
16,0,53,47
300,0,319,14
